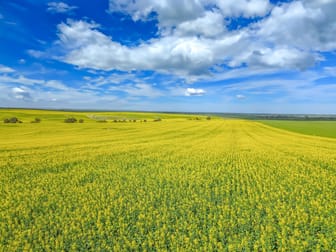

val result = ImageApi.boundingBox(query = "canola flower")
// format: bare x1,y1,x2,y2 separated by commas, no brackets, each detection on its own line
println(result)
0,111,336,251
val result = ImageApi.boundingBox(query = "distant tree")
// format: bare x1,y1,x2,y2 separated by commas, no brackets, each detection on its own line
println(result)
4,117,21,123
64,117,77,123
31,118,41,123
11,117,19,123
79,119,84,123
206,116,211,120
143,119,147,122
153,118,162,122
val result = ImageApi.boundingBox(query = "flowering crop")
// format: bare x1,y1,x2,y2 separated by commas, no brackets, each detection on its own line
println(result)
0,111,336,251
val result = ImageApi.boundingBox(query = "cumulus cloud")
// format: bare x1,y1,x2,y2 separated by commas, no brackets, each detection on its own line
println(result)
244,47,317,70
47,2,77,13
175,11,226,38
46,0,336,82
256,0,336,51
185,88,206,96
109,0,271,27
210,0,271,18
109,0,204,28
57,20,215,78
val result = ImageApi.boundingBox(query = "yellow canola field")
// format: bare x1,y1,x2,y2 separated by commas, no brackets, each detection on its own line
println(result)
0,116,336,251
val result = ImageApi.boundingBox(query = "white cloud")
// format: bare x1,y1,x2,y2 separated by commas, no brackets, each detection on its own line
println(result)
109,0,271,28
0,65,15,73
57,20,215,78
84,73,143,86
45,80,69,90
185,88,206,96
324,67,336,76
256,0,336,51
0,81,123,110
19,59,26,64
47,2,77,13
175,11,226,38
40,0,336,84
0,74,44,85
12,87,32,100
27,49,46,58
56,18,316,80
243,47,317,70
0,71,70,91
1,70,336,112
109,0,205,28
209,0,271,18
236,94,246,99
110,83,163,97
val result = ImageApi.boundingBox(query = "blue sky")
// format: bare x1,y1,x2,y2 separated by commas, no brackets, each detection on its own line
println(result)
0,0,336,113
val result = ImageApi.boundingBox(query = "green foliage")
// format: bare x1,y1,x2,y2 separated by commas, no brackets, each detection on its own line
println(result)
259,120,336,138
31,118,41,123
64,117,77,123
3,117,22,123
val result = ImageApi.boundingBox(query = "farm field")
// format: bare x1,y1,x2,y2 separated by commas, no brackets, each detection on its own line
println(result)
259,120,336,139
1,109,336,251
